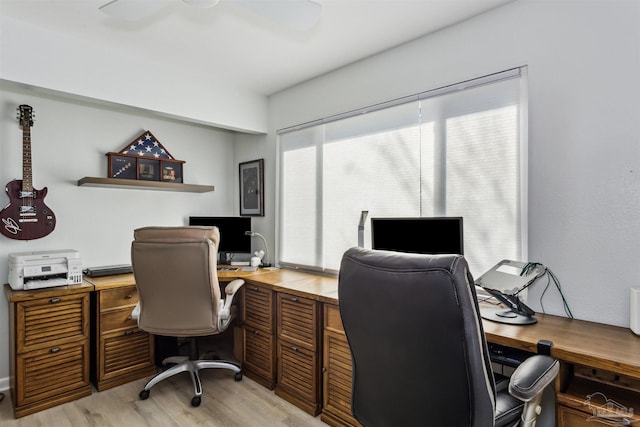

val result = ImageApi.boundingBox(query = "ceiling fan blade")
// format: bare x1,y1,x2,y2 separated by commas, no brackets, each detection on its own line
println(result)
230,0,322,32
99,0,172,21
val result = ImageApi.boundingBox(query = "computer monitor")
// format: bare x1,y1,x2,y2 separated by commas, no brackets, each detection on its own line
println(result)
371,217,464,255
474,260,546,325
188,216,252,261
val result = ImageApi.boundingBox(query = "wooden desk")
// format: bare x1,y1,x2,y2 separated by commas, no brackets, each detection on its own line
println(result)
7,268,639,426
222,268,640,427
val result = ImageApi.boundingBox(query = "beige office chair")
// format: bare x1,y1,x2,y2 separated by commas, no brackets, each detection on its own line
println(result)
339,248,559,427
131,226,245,407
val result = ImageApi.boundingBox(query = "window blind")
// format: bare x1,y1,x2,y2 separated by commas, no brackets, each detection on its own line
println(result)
278,67,527,276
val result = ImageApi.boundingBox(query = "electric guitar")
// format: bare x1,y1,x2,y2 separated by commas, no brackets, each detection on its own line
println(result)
0,105,56,240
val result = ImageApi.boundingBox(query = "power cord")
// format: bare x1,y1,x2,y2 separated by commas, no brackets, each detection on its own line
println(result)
538,266,574,319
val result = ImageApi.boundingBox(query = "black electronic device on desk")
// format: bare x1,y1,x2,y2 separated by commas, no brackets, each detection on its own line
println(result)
475,260,546,325
189,216,251,264
84,264,132,277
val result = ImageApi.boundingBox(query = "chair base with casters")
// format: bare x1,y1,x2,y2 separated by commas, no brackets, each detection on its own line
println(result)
138,337,243,407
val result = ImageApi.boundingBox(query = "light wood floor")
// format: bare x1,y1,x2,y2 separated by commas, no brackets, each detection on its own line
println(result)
0,371,328,427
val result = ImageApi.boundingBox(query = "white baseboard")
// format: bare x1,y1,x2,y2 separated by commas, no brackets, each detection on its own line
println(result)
0,376,9,392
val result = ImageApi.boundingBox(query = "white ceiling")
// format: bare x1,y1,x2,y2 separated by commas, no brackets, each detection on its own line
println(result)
1,0,514,96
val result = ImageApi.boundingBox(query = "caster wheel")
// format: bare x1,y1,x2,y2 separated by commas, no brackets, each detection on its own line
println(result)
191,396,201,407
139,389,150,400
234,372,243,381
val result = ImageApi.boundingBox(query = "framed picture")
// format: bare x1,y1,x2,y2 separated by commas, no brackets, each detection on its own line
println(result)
239,159,264,216
109,155,136,180
138,158,160,181
161,161,183,183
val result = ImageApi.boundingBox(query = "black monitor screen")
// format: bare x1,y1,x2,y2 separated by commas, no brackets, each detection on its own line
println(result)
188,216,252,253
371,217,463,255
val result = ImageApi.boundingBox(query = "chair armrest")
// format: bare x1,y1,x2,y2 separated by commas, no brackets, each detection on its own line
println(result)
225,279,245,297
508,355,559,402
218,279,245,331
131,302,141,321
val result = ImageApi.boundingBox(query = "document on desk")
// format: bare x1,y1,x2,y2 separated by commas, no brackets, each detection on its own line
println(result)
241,266,258,272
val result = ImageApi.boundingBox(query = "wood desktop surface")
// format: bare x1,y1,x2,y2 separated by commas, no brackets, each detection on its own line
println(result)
80,268,640,381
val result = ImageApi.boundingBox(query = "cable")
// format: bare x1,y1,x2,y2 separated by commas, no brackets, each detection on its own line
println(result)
538,266,574,319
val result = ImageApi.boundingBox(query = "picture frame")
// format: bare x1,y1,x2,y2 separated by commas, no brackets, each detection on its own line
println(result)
239,159,264,216
109,155,137,180
138,158,160,181
161,161,183,183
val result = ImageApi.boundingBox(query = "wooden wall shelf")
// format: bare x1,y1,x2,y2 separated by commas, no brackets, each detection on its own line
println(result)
77,177,214,193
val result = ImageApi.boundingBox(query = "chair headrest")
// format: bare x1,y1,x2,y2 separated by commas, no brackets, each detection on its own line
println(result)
341,247,465,273
133,226,220,245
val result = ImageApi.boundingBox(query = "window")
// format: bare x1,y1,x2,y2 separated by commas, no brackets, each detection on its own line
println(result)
278,68,527,277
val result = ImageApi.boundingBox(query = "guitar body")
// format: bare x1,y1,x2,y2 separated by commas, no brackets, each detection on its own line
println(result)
1,179,56,240
1,104,57,241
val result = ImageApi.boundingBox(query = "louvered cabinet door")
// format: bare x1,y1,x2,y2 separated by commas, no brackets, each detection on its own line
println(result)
242,325,276,388
321,304,362,427
99,329,154,383
6,286,93,418
15,340,90,406
93,284,156,391
241,284,276,388
275,292,321,416
242,284,275,332
16,293,89,353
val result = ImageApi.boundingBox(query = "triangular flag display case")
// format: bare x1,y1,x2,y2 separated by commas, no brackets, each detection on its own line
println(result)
78,130,214,192
106,130,184,183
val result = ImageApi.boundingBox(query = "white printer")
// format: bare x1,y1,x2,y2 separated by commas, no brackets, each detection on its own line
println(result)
8,249,83,290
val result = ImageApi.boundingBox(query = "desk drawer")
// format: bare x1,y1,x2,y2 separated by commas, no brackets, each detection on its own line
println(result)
277,293,320,352
324,304,344,334
558,406,591,427
243,325,276,387
100,286,138,310
243,285,275,332
99,329,154,382
16,340,89,406
277,340,320,406
101,307,137,332
16,293,89,353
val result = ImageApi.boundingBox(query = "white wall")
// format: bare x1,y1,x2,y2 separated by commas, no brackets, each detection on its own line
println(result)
0,84,238,386
237,0,640,328
0,15,268,134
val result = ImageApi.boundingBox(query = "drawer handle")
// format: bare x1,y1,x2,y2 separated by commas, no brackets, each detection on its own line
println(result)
127,316,133,321
126,294,133,299
49,297,61,304
50,347,61,353
253,330,259,335
124,329,134,335
291,346,298,352
291,297,298,302
251,286,259,291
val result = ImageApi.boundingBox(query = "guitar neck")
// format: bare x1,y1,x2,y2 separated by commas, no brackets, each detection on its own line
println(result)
22,127,33,193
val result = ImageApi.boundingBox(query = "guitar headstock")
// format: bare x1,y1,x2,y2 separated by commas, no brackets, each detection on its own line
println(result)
17,105,34,130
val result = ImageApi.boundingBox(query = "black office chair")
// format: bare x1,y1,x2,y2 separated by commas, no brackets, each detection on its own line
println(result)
338,248,559,427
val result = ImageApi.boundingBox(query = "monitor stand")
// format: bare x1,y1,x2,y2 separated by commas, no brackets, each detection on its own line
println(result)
481,307,537,325
481,290,537,325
